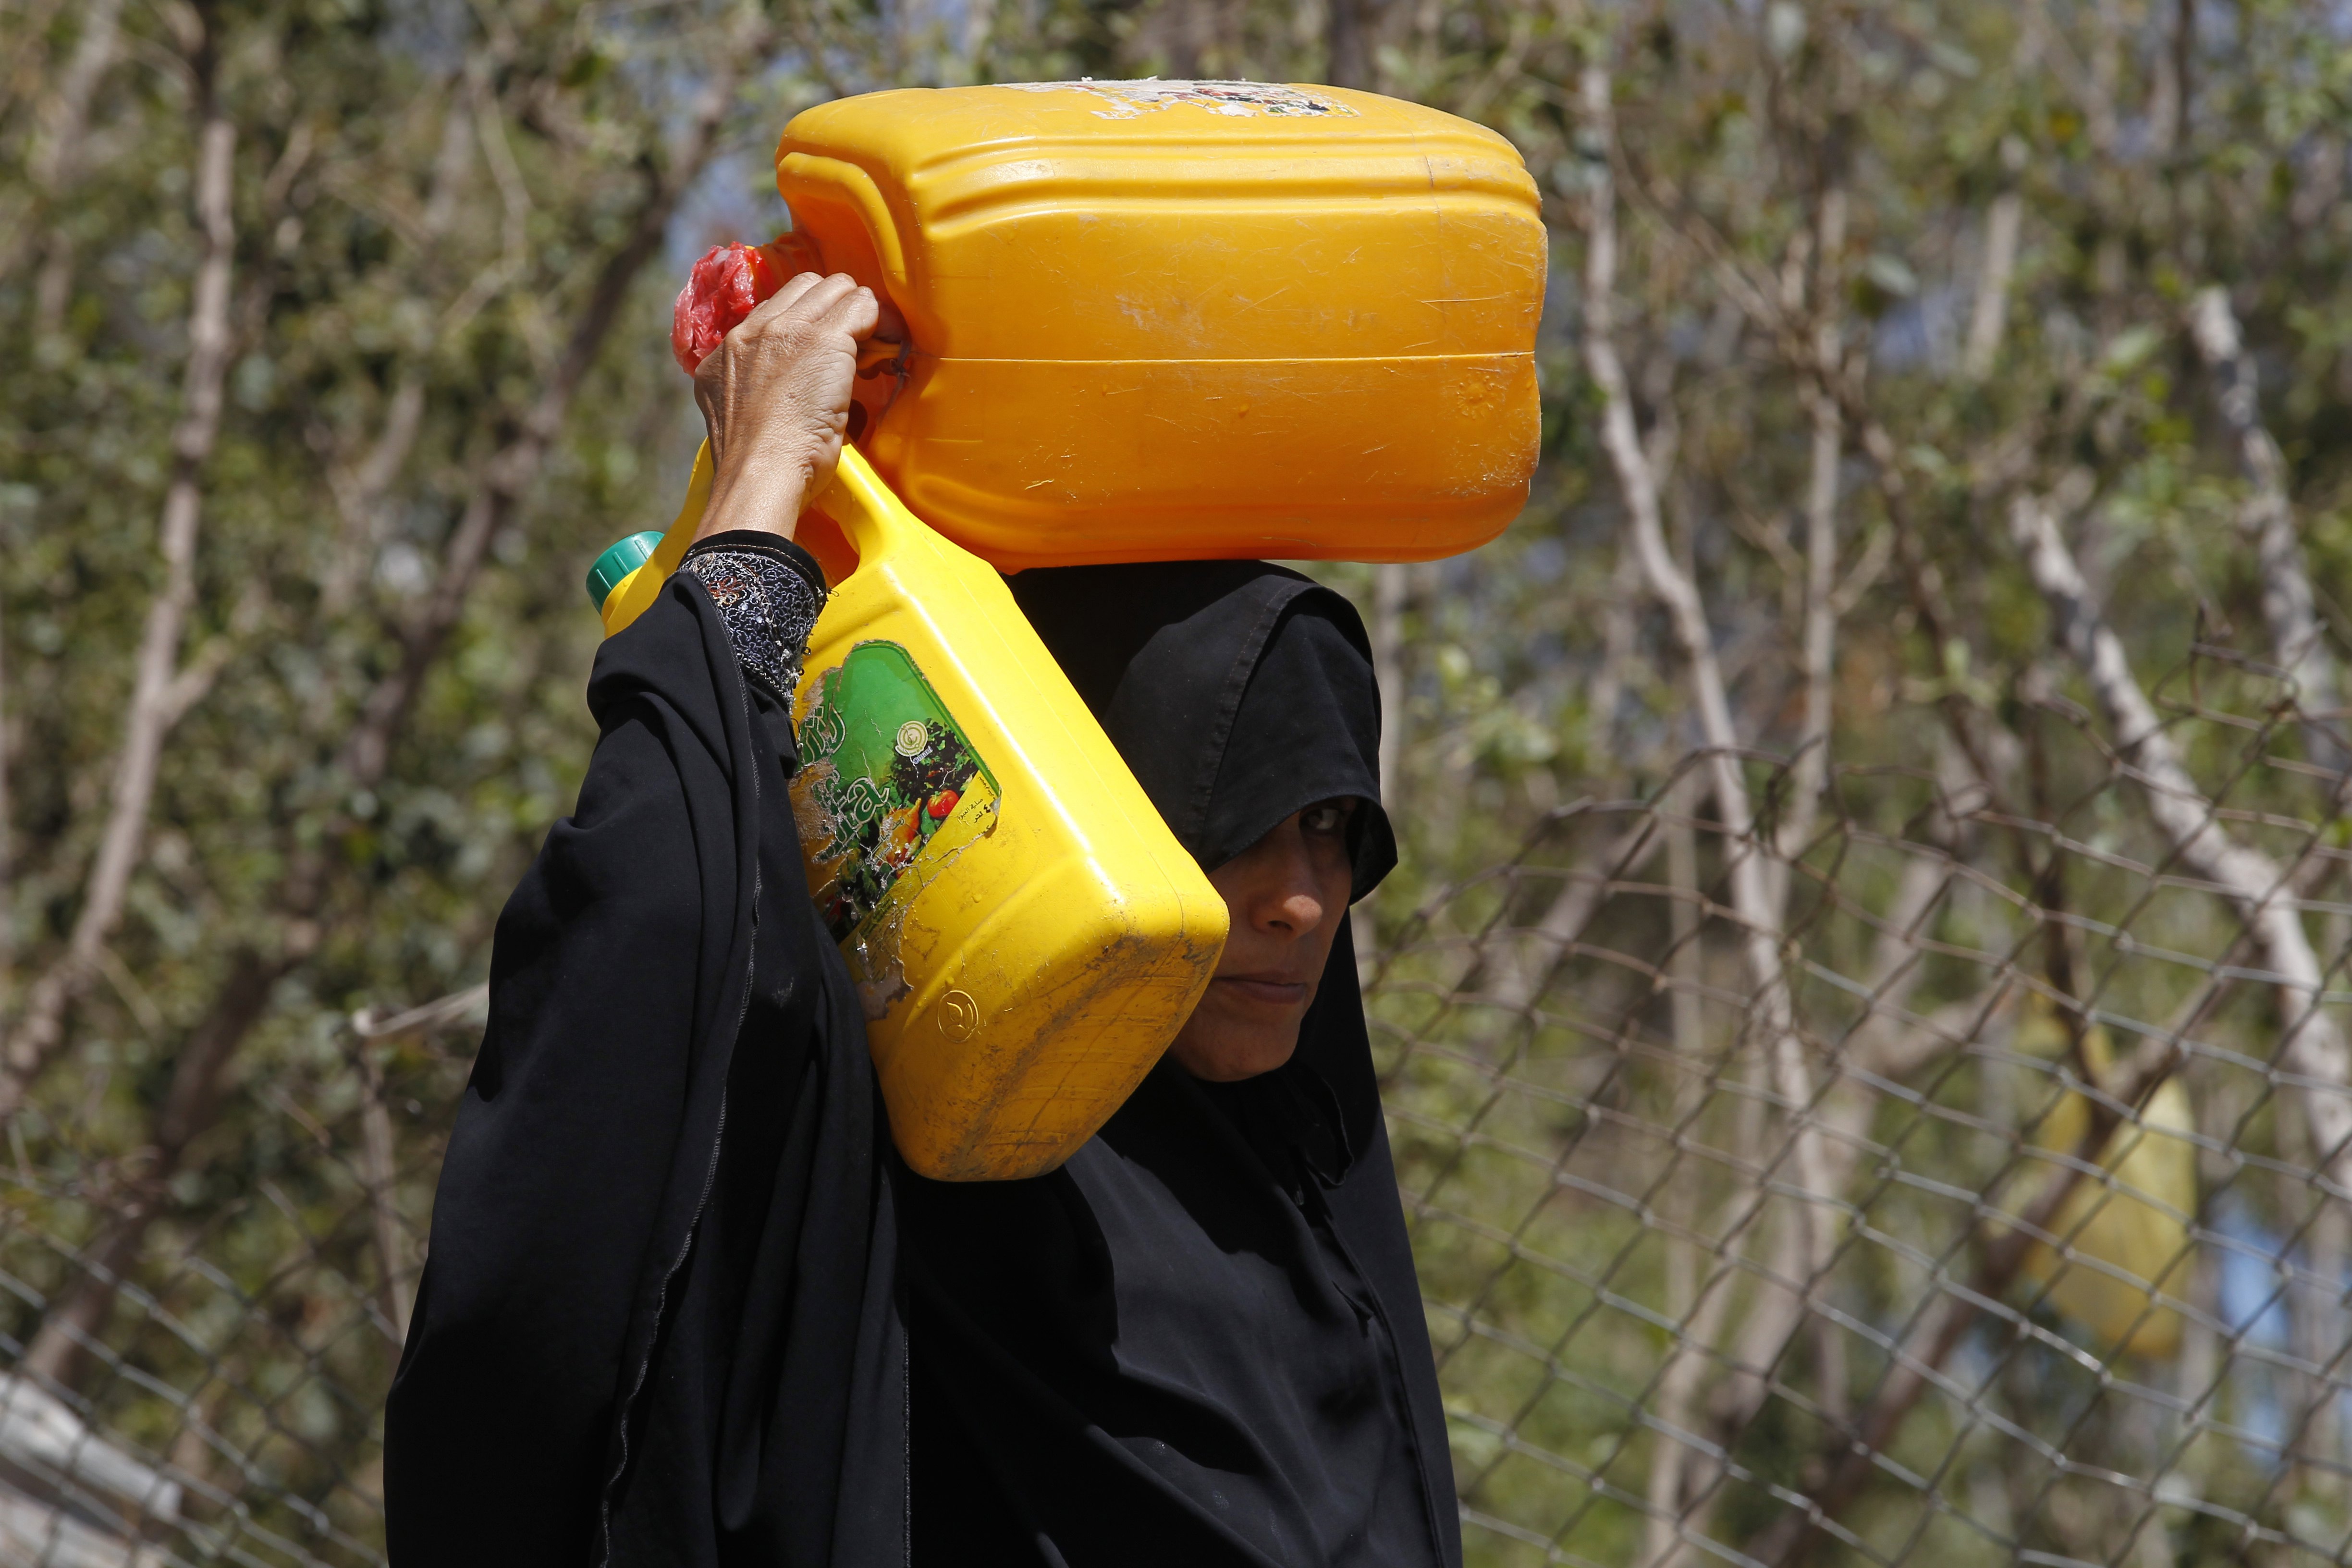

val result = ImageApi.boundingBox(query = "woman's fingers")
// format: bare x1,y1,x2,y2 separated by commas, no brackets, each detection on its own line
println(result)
773,271,862,326
812,281,882,343
731,272,879,355
760,268,832,317
728,271,842,341
787,276,879,348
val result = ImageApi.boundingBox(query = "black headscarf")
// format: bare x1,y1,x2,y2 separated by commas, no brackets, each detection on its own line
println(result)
385,566,906,1566
1010,561,1397,898
898,562,1460,1568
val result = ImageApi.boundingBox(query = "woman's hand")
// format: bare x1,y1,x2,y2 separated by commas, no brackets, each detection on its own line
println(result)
690,270,883,543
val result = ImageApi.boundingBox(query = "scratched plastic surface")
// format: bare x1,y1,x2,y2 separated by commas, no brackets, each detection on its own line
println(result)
777,79,1547,569
602,446,1226,1181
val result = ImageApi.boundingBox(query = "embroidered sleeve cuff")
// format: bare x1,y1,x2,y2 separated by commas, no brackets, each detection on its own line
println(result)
679,532,829,702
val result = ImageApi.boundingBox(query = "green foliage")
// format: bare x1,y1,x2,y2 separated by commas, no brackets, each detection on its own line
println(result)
11,0,2352,1563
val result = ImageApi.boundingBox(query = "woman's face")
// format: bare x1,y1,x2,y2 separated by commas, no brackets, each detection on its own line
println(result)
1168,799,1359,1082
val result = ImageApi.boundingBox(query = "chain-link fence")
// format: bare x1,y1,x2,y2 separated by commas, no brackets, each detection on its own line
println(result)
3,631,2351,1568
1375,625,2352,1568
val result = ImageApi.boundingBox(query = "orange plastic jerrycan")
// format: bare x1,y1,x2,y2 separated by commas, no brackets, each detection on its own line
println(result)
776,80,1547,570
597,448,1228,1181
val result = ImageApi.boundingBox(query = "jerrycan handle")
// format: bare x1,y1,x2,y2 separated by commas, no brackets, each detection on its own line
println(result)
597,442,713,638
810,442,915,564
597,441,908,639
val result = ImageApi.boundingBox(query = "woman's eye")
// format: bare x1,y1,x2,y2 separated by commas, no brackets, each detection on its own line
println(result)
1302,803,1348,835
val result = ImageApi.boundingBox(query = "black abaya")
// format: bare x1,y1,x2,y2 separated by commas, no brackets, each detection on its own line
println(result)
901,563,1461,1568
383,568,906,1567
384,552,1458,1568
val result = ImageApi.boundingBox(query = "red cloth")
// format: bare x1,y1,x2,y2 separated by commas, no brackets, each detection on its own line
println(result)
671,242,784,375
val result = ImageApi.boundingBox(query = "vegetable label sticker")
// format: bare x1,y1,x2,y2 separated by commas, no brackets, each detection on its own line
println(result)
1006,79,1358,120
791,641,999,1014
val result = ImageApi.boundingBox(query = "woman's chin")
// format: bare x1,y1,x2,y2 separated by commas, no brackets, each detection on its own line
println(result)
1168,1007,1305,1082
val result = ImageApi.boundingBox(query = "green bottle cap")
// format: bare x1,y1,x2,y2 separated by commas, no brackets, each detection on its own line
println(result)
586,530,666,612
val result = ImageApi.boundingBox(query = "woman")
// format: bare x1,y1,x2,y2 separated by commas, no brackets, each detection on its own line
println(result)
384,273,906,1567
383,271,1457,1566
903,564,1461,1568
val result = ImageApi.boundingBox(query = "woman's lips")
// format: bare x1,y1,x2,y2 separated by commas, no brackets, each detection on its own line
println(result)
1214,975,1310,1008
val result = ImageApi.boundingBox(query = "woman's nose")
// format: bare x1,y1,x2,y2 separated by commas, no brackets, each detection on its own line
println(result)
1253,839,1327,936
1263,886,1325,936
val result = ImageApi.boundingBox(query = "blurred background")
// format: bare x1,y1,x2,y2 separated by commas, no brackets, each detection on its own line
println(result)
7,0,2352,1564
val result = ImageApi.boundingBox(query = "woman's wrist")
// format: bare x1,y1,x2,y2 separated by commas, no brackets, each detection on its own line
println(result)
679,532,829,700
695,449,817,543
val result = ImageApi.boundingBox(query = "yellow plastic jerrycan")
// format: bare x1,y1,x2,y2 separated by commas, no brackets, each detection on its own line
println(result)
775,80,1547,571
596,447,1228,1181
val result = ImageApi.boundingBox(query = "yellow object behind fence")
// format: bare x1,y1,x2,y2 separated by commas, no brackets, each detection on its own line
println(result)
2005,1005,2197,1359
600,447,1228,1181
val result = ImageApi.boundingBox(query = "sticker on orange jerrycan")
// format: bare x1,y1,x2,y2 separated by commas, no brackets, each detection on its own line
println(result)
597,444,1229,1182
